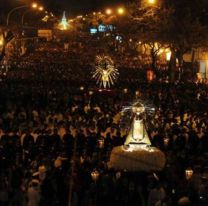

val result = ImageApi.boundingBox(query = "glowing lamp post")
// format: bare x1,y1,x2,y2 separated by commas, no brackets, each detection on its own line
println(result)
117,7,125,15
32,3,38,9
21,4,44,26
106,9,112,15
7,3,39,26
148,0,156,4
185,168,193,180
39,6,44,11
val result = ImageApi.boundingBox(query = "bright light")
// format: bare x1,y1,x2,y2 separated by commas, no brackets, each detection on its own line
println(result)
106,9,112,15
117,7,125,15
92,55,119,88
0,35,3,46
166,51,172,61
158,48,164,55
31,3,38,9
59,11,69,30
148,0,156,4
39,6,44,11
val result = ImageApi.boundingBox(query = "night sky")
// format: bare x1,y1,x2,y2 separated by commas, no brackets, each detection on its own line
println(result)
1,0,131,15
42,0,130,15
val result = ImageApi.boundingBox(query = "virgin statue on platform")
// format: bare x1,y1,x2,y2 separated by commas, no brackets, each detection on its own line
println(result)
108,100,166,172
124,102,151,146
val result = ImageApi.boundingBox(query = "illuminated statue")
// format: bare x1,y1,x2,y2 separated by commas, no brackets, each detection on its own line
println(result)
124,102,151,146
92,55,119,88
59,11,69,30
108,99,166,172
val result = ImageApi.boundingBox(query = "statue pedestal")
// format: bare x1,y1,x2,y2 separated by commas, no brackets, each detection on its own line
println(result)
108,144,166,172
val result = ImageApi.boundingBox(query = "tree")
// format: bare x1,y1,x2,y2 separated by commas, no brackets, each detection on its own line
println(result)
113,3,170,78
113,0,208,82
162,0,208,81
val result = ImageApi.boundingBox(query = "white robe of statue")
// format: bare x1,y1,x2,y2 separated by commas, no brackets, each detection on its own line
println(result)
124,108,151,146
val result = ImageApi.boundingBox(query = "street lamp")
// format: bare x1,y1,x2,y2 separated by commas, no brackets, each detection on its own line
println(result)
148,0,156,4
117,7,125,15
39,6,44,11
32,3,38,9
21,4,44,26
6,3,38,26
106,9,112,15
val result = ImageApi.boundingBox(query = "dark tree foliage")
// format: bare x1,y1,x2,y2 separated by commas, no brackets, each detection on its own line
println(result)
114,0,208,81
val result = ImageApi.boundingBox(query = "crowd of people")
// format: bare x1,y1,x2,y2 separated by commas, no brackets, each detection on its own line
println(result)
4,41,167,85
0,40,208,206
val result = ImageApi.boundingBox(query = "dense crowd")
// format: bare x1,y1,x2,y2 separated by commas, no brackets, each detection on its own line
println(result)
0,80,208,206
0,41,208,206
4,41,163,85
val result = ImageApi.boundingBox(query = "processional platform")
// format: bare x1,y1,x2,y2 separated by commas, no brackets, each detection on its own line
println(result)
108,143,166,172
